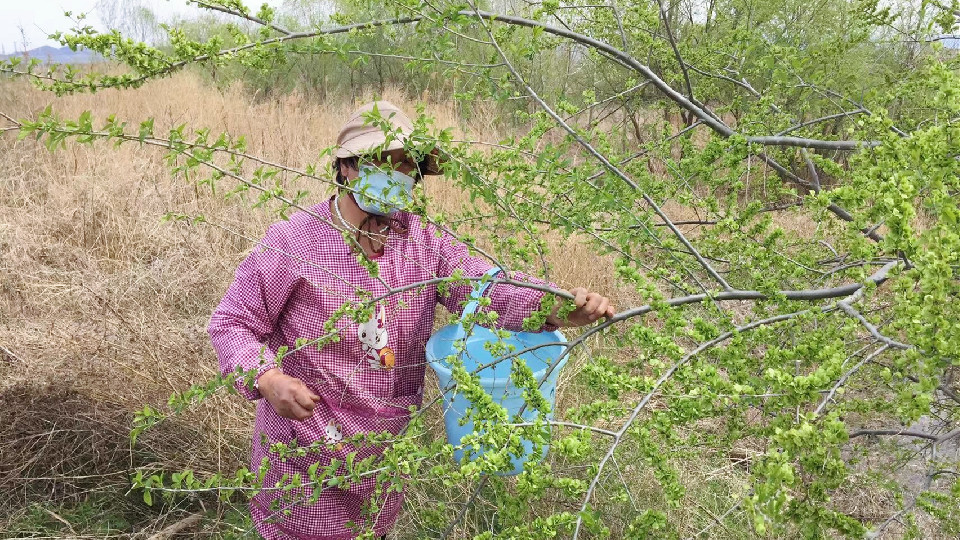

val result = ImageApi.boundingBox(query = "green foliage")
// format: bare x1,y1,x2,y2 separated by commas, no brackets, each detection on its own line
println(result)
3,0,960,537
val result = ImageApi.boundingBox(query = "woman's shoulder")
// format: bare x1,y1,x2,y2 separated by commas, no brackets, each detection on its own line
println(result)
258,199,337,256
268,199,333,236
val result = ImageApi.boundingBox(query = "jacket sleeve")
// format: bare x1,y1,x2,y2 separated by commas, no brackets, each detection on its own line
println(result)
432,228,560,333
208,224,299,400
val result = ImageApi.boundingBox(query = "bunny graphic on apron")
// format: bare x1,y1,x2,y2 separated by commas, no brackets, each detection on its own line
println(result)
357,304,396,370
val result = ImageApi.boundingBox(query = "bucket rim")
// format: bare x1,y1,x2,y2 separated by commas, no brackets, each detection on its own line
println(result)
426,329,569,386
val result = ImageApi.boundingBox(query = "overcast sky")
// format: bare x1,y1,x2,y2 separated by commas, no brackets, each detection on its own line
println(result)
0,1,284,54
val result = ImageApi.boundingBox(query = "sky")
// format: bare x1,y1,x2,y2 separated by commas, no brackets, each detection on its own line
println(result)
0,1,284,54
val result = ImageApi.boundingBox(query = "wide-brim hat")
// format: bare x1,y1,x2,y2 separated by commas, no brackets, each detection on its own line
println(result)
335,100,444,175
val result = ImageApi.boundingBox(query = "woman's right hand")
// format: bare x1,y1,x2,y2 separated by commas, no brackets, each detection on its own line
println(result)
257,368,322,420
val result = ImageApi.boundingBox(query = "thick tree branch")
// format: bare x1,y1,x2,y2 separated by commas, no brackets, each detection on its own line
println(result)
466,2,733,292
848,428,956,443
473,260,898,384
8,11,879,152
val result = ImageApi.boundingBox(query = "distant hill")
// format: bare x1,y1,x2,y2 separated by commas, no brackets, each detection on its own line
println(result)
1,35,954,66
937,36,960,49
1,46,105,64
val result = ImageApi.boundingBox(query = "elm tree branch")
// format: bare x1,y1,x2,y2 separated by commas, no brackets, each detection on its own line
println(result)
286,47,507,79
519,260,901,394
755,153,884,242
866,464,937,539
10,11,879,152
584,120,705,183
837,301,912,350
188,0,293,36
466,1,733,293
687,66,884,242
789,78,909,138
861,423,960,538
600,0,629,52
654,0,701,123
565,81,652,123
814,345,891,415
802,150,822,193
3,113,528,282
570,307,823,538
440,476,490,539
776,109,869,136
848,428,960,443
488,153,725,292
508,420,618,437
686,63,874,137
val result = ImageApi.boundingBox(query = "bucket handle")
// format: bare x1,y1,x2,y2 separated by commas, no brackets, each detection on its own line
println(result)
461,267,503,318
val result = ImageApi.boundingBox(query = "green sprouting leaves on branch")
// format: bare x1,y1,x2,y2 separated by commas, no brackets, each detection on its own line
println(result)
3,0,960,537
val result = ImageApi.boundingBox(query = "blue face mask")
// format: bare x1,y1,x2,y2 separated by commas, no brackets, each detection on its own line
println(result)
351,163,416,216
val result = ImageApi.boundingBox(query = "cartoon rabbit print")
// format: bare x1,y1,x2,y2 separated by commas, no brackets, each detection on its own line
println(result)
357,304,396,370
324,420,344,450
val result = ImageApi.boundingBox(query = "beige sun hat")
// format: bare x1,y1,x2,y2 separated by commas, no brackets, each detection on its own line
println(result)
334,100,443,175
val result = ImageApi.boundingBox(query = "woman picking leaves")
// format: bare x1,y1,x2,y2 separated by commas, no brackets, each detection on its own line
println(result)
208,101,614,539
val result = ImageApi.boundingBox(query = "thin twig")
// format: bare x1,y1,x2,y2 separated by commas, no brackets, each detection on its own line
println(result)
837,301,912,350
683,500,741,540
188,0,293,35
0,343,25,363
655,0,695,109
814,345,891,415
440,475,489,538
776,109,868,136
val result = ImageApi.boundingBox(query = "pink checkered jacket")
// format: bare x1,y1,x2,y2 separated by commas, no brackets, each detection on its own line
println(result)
208,196,557,539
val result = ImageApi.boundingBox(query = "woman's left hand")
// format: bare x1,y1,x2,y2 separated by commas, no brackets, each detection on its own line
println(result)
548,287,615,327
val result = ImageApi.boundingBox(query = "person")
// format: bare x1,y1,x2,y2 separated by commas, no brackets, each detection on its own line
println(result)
208,101,614,539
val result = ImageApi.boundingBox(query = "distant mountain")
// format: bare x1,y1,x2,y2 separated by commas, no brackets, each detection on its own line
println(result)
1,46,105,64
937,36,960,49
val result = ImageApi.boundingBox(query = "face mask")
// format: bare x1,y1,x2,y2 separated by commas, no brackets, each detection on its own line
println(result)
351,163,416,216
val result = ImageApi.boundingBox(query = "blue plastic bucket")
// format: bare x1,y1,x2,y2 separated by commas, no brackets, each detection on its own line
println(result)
425,268,567,475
